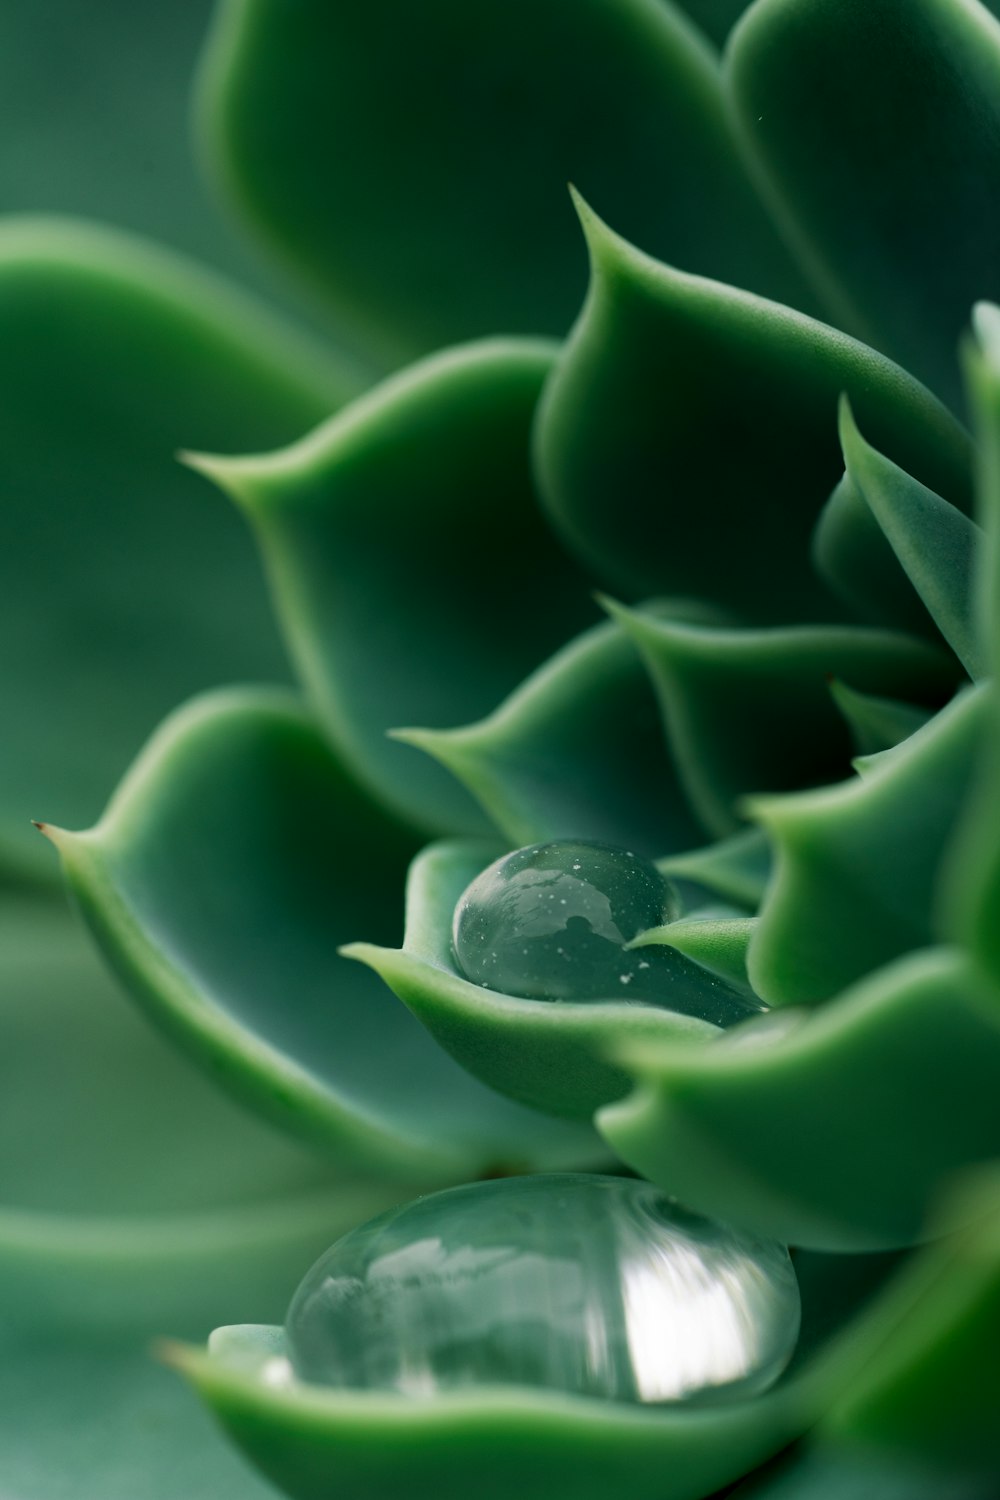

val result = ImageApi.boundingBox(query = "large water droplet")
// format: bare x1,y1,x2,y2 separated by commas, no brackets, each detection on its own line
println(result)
286,1174,800,1404
452,839,762,1024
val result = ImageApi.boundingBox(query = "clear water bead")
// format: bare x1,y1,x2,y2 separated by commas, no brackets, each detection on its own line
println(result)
452,839,763,1025
286,1174,800,1404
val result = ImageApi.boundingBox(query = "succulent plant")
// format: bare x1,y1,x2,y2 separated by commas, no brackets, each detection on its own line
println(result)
6,0,1000,1496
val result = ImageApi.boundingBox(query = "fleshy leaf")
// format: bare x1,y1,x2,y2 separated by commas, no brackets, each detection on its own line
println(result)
747,685,985,1006
658,827,773,912
944,308,1000,981
0,894,405,1499
45,689,592,1179
675,1,754,49
812,473,940,641
730,1442,994,1500
189,341,597,838
197,0,813,369
839,402,985,678
534,203,972,616
396,617,704,856
0,217,356,882
169,1322,806,1500
607,601,957,838
344,839,726,1121
828,681,932,759
629,915,756,995
823,1166,1000,1480
598,948,1000,1251
168,1220,940,1500
726,0,1000,411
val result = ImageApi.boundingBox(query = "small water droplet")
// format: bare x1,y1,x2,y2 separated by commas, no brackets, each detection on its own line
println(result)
285,1175,800,1405
451,840,764,1024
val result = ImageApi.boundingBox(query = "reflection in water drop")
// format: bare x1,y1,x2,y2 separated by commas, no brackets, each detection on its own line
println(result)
286,1175,800,1405
451,839,764,1025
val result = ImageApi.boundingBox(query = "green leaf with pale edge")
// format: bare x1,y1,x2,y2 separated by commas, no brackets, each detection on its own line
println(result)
726,0,1000,410
163,1237,932,1500
534,201,971,617
395,616,704,856
166,1326,804,1500
821,1166,1000,1479
0,895,408,1499
344,839,722,1121
747,685,984,1006
190,342,596,839
0,217,357,884
196,0,813,369
629,915,756,995
944,307,1000,989
45,690,592,1178
598,948,1000,1251
657,827,773,911
606,600,957,837
812,473,941,641
839,402,985,678
675,0,753,49
828,681,932,759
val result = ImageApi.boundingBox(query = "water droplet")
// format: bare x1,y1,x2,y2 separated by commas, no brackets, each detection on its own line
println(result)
451,840,763,1024
286,1175,800,1405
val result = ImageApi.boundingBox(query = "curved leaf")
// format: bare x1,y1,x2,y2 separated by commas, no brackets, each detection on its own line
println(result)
534,202,972,617
726,0,1000,410
345,839,728,1121
748,685,985,1006
827,682,932,759
839,402,985,678
658,827,773,912
812,473,940,641
169,1321,806,1500
197,0,813,368
0,217,356,882
598,948,1000,1251
0,894,405,1499
608,601,957,837
822,1166,1000,1479
396,617,704,857
630,914,756,995
44,690,591,1180
190,341,597,838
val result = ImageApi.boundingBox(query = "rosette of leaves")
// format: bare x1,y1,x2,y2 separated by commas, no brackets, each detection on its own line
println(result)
6,0,1000,1497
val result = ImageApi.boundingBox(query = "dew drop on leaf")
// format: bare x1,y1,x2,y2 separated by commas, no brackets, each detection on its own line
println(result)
451,839,763,1024
285,1174,801,1404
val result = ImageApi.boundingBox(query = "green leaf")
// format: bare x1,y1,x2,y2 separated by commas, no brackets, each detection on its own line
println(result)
827,681,932,759
345,839,724,1121
0,217,357,883
629,914,757,995
396,617,704,856
190,341,597,839
165,1226,934,1500
598,948,1000,1251
812,473,941,641
726,0,1000,411
606,601,957,837
169,1321,806,1500
534,202,972,618
839,402,985,678
0,895,404,1499
823,1166,1000,1479
658,827,773,911
730,1443,994,1500
0,1350,282,1500
675,1,754,49
747,685,985,1006
45,689,590,1180
196,0,813,369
